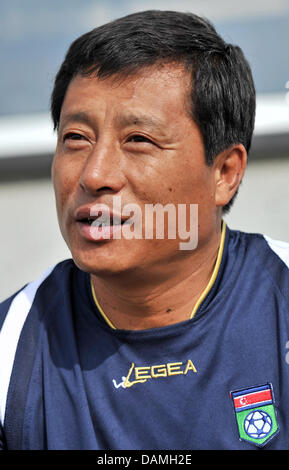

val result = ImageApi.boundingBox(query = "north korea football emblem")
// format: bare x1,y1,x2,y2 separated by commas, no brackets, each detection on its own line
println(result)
231,383,279,447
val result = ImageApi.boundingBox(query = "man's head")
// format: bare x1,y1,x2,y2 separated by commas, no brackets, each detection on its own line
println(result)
51,9,255,213
51,10,255,276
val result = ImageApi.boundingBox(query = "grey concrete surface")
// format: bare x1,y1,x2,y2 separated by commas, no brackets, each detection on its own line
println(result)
0,156,288,301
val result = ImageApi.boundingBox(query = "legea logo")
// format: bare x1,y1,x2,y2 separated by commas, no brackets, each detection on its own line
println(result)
88,196,198,250
112,359,197,389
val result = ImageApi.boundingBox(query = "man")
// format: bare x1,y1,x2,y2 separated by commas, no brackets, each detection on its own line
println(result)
0,10,288,450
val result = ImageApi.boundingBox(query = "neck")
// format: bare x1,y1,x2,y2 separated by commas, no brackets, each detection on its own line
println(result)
91,222,225,330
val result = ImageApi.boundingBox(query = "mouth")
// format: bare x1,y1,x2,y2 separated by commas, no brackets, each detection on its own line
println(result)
76,209,128,227
77,217,124,228
78,215,125,227
74,205,130,241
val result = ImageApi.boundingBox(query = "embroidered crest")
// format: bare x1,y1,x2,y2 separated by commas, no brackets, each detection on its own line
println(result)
231,383,279,447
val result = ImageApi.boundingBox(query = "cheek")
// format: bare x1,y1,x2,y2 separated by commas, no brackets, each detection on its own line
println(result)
129,158,182,200
52,160,66,211
165,165,213,204
52,156,79,216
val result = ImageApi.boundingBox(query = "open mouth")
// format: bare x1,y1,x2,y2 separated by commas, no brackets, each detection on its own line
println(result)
78,215,126,227
74,206,132,241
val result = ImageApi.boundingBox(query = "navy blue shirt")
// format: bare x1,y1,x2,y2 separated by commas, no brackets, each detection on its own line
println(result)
0,226,289,450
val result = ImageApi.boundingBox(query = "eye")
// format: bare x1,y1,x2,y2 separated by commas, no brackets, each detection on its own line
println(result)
63,132,86,142
127,134,153,144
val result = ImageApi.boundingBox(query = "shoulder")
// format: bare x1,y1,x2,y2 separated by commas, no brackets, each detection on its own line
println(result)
0,259,75,327
242,230,289,272
228,227,289,268
228,227,289,303
0,259,75,425
263,234,289,268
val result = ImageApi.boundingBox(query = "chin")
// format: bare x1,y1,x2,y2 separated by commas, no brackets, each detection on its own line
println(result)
69,242,140,277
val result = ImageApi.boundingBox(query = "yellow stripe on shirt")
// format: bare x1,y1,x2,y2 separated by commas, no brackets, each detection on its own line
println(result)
91,220,227,329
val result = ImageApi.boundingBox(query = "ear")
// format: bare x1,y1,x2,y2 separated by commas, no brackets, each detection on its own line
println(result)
214,144,247,208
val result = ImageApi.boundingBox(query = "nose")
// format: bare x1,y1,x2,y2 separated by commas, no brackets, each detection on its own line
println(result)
79,138,126,195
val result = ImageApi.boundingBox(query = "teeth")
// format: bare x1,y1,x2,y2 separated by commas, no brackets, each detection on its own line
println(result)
82,215,123,226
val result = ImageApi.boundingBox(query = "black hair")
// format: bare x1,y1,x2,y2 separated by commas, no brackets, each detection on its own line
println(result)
51,10,256,213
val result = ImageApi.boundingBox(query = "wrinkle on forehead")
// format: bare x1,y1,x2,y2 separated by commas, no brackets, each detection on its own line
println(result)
83,61,193,113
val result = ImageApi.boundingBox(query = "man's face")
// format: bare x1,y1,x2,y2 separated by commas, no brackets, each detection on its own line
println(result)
52,64,219,276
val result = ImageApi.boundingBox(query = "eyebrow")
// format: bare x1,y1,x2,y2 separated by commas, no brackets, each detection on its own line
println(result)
59,110,166,134
115,113,166,132
59,111,94,130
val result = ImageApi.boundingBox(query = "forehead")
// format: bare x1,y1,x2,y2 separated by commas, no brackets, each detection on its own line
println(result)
60,63,192,126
